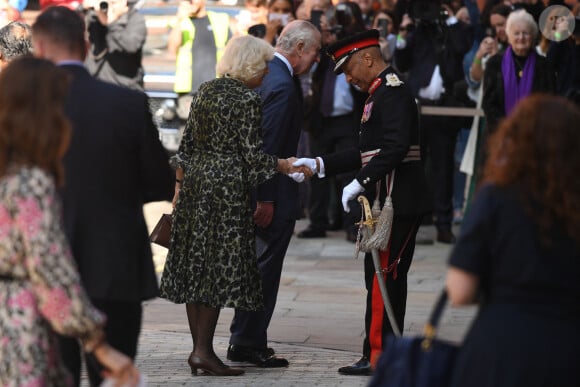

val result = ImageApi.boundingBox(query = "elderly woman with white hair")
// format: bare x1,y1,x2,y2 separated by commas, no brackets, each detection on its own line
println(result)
482,8,555,133
159,35,298,377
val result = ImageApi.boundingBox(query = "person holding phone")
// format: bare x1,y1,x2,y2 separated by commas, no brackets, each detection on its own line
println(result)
233,0,268,37
84,0,148,91
469,4,512,86
372,11,396,62
248,0,295,45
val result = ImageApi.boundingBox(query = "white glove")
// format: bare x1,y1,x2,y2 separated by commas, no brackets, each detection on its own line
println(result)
288,172,305,183
341,179,364,213
292,158,317,175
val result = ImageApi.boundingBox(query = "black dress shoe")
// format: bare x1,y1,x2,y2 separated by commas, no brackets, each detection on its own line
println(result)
227,345,289,368
338,356,372,375
327,221,343,231
436,229,456,244
346,230,358,243
297,226,326,238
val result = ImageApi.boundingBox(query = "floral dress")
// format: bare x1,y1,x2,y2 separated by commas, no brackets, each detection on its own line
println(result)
159,77,278,310
0,167,105,387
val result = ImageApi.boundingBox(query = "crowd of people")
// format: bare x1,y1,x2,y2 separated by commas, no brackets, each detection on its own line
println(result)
0,0,579,385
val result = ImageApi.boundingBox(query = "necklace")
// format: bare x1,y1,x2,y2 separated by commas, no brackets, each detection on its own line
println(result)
513,55,526,78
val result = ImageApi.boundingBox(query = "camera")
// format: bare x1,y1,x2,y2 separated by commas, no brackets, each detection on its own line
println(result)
334,3,350,27
409,0,447,23
99,1,108,11
248,24,266,38
310,9,323,30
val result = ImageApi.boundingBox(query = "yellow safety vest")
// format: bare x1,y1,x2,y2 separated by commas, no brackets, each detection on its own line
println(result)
173,11,230,94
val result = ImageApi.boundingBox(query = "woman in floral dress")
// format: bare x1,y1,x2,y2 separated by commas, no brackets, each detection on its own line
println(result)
159,35,296,376
0,57,138,386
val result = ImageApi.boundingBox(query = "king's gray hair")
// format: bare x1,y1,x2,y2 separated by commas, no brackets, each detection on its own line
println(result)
276,20,319,54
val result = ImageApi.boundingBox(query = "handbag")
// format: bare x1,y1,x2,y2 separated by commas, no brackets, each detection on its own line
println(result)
149,213,173,249
369,290,459,387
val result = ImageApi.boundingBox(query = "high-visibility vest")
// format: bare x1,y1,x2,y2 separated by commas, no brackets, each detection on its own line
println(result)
173,11,230,94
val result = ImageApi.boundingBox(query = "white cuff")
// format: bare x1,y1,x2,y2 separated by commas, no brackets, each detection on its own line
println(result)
446,16,458,26
316,157,326,178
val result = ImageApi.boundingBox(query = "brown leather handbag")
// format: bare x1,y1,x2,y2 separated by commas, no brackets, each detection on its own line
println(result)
149,213,172,249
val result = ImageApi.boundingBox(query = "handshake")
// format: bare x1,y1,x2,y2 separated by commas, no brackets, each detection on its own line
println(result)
279,157,318,182
279,157,364,213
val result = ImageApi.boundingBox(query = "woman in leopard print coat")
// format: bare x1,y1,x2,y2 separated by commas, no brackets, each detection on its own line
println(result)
159,35,295,376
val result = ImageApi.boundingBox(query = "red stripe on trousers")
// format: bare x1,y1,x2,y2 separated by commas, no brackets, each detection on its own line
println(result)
369,246,390,367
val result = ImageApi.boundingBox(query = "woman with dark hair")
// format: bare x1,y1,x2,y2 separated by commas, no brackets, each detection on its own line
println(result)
446,94,580,386
469,3,512,85
0,57,139,386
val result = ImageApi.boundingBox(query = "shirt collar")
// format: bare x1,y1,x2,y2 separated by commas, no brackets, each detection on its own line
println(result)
274,52,293,76
57,60,85,67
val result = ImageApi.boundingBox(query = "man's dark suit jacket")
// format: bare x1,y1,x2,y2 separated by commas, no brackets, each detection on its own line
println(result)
254,56,302,220
60,64,173,302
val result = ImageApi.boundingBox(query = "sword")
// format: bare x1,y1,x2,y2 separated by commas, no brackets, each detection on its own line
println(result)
357,195,401,337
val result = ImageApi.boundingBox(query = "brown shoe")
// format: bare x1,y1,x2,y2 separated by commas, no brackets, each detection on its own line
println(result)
188,353,244,376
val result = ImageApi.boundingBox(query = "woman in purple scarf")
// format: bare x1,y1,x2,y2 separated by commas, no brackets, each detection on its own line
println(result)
482,9,555,133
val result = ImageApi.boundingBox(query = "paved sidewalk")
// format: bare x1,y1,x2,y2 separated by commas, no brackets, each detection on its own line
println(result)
84,202,477,386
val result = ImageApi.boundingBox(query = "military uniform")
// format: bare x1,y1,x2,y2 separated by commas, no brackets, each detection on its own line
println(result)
321,31,431,366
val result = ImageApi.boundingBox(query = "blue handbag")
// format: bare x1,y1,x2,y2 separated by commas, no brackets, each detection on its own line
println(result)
369,290,459,387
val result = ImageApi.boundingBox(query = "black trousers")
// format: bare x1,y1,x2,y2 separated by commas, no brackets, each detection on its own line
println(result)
229,218,295,349
420,113,460,231
361,215,421,363
58,300,142,386
308,114,359,231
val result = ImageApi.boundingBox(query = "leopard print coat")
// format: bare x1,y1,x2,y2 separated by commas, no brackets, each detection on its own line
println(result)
160,77,278,310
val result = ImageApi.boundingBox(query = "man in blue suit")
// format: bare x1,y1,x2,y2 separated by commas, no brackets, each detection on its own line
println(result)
32,7,173,386
227,20,321,368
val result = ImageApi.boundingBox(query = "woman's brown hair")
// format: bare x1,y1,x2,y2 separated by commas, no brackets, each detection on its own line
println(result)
484,94,580,244
0,56,71,185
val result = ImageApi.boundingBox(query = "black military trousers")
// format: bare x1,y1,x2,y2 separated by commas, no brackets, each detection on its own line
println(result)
361,215,421,364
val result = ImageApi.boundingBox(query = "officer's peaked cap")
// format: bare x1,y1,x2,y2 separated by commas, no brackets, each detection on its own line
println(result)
326,29,380,74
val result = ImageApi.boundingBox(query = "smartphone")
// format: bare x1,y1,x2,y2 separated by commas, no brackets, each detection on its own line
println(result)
378,19,389,38
248,24,267,38
310,10,323,30
268,13,289,26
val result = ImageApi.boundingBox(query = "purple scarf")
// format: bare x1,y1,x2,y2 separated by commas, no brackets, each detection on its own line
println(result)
501,46,536,115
